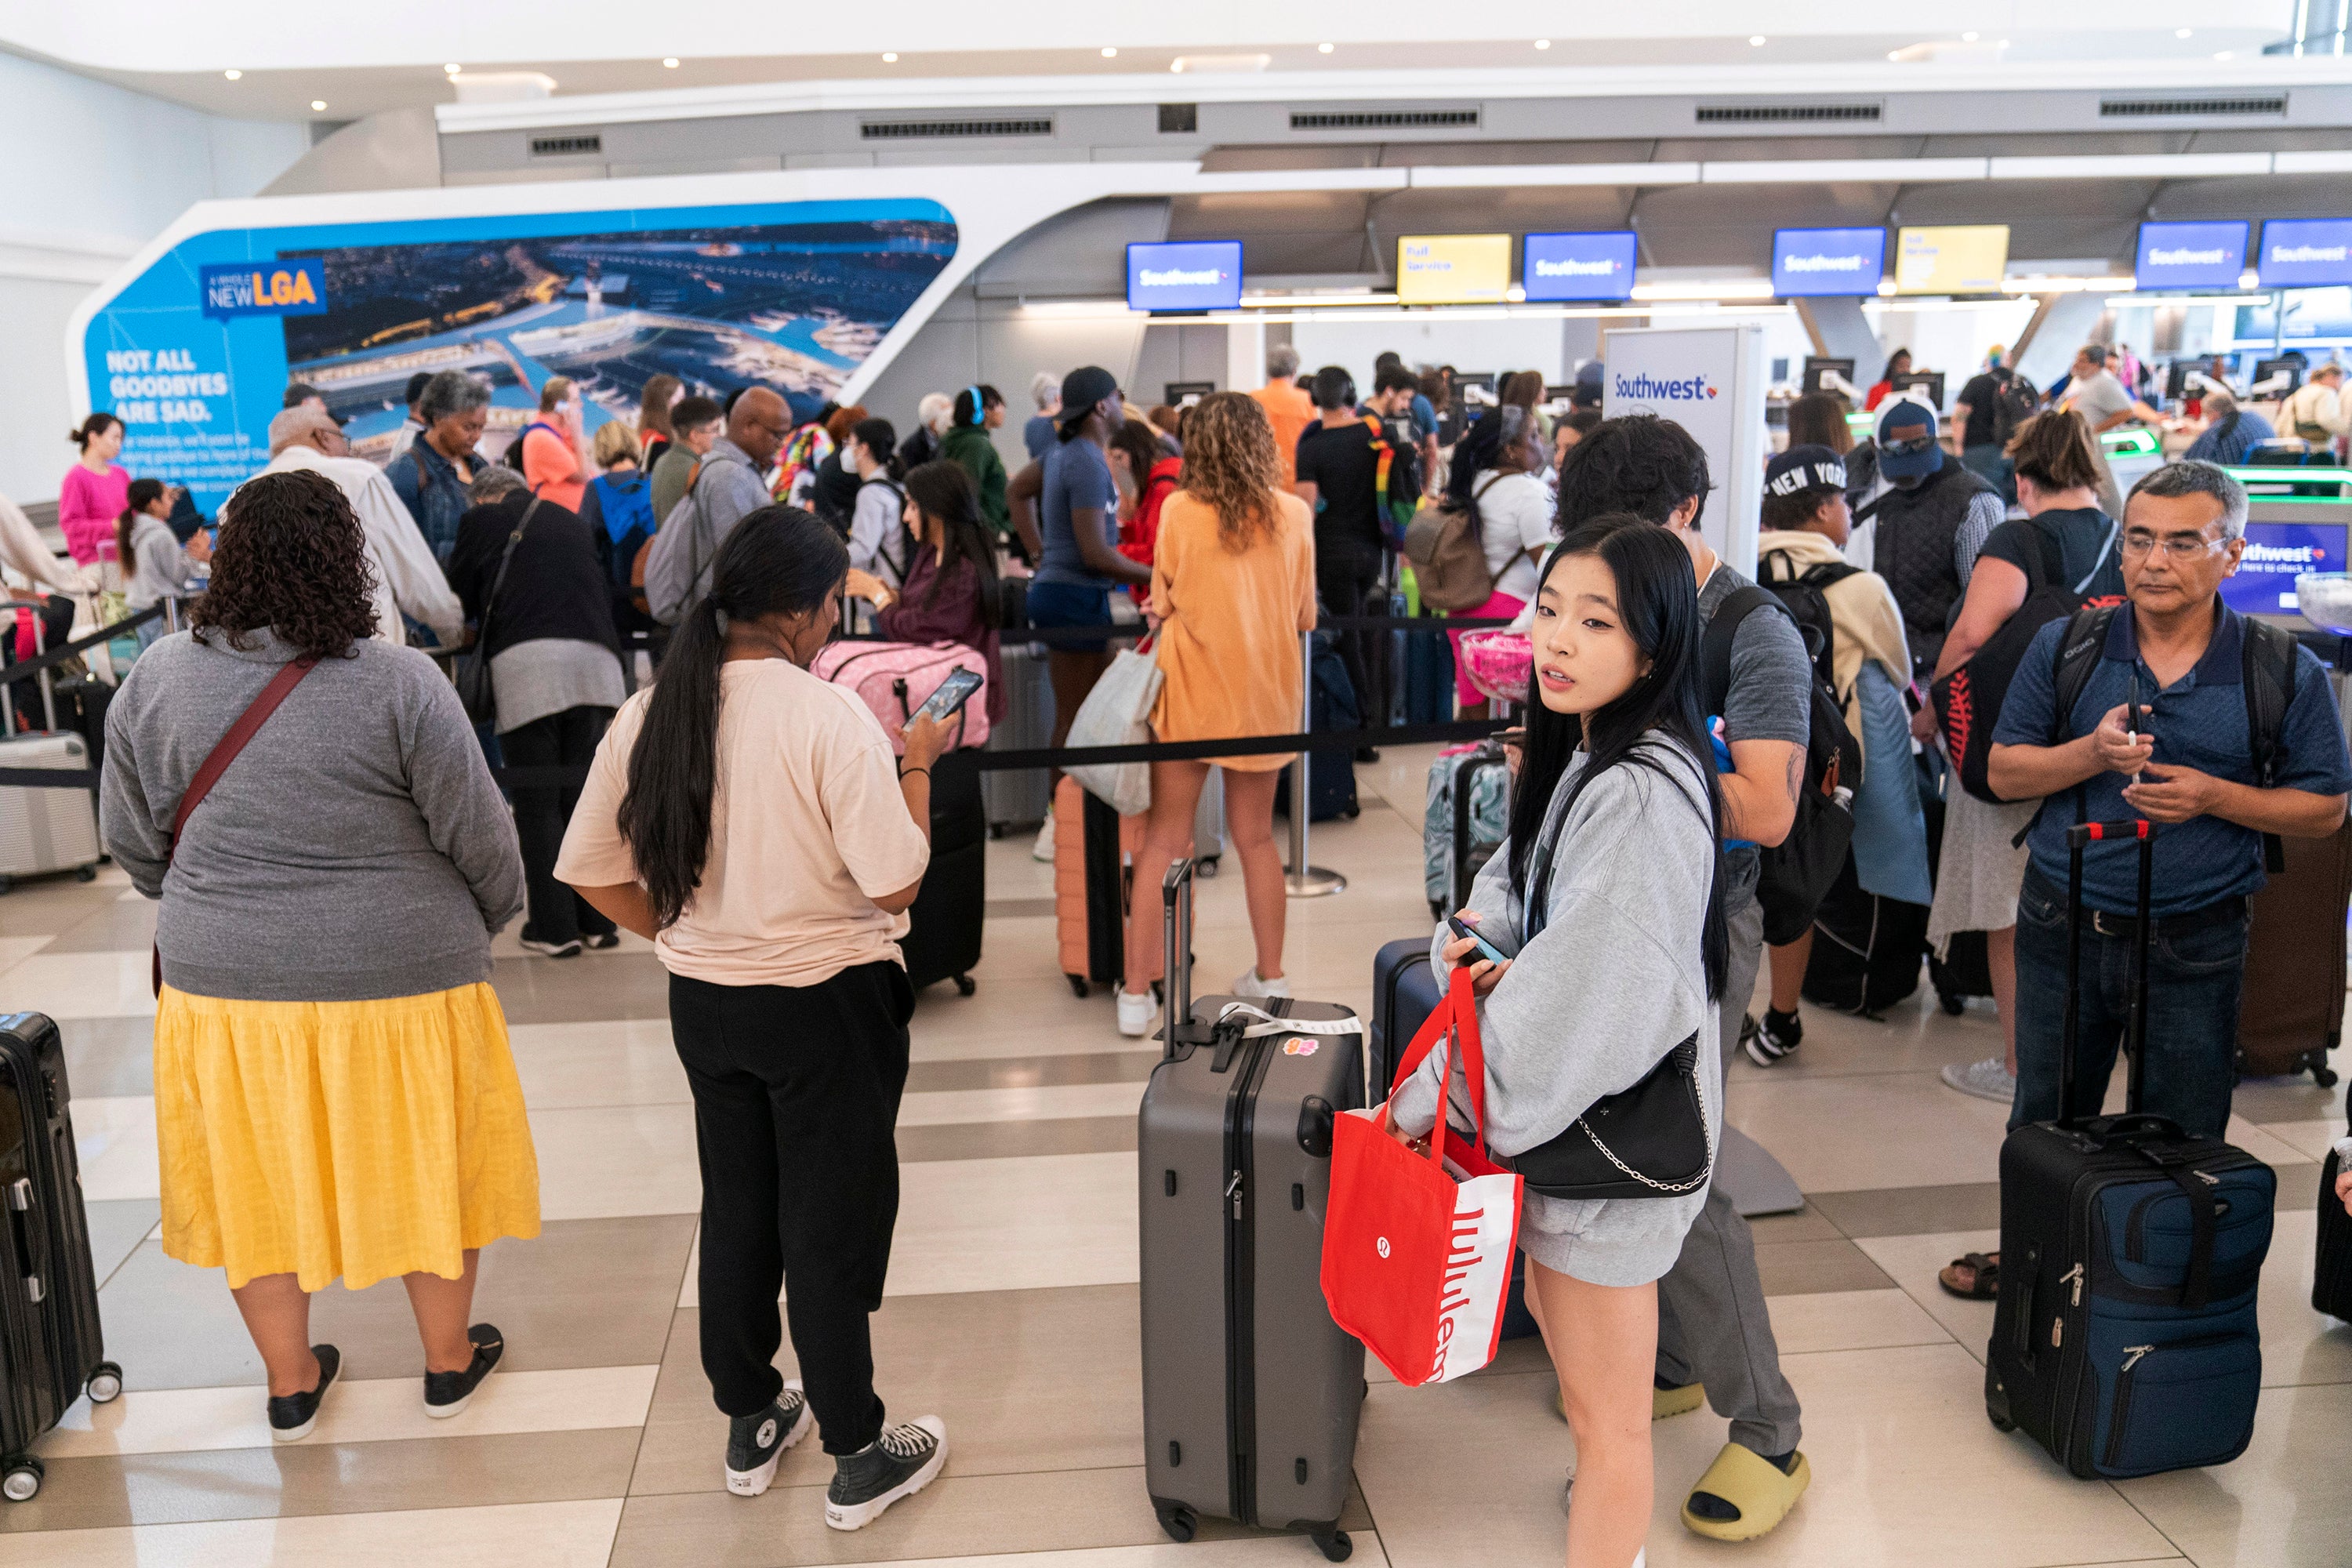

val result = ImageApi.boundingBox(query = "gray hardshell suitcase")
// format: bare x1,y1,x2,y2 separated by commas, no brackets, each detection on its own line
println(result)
1138,858,1364,1562
982,642,1052,837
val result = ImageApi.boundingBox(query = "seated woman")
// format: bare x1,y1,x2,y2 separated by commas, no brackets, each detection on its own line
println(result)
845,459,1005,728
1388,515,1728,1568
117,477,212,648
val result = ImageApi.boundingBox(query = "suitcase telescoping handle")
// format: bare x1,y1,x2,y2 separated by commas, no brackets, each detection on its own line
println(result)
1160,857,1196,1062
2059,819,2154,1129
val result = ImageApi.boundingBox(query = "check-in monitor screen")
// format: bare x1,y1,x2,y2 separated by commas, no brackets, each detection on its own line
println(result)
2257,220,2352,289
1772,227,1886,297
1522,231,1639,301
2223,519,2347,617
1126,241,1243,312
2136,221,2250,291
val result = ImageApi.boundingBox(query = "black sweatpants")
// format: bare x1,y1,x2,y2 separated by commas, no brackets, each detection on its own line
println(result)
1314,547,1385,725
499,704,618,947
670,962,915,1453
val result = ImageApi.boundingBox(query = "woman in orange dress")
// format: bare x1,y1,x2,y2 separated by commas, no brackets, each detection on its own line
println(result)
1117,394,1316,1033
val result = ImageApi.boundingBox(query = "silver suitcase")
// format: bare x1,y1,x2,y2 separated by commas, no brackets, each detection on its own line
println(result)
982,642,1053,837
0,734,100,888
1138,858,1364,1561
1191,766,1225,874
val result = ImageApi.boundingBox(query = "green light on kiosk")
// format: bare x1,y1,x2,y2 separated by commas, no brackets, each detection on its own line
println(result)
2101,428,2160,457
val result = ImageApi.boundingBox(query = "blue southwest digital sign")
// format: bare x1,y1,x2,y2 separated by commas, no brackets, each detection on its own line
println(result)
1127,241,1243,312
1772,227,1886,297
2134,222,2249,291
2223,521,2344,616
1522,231,1639,302
2257,219,2352,289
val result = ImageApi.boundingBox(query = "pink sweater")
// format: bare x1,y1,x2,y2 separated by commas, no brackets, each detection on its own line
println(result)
59,463,128,566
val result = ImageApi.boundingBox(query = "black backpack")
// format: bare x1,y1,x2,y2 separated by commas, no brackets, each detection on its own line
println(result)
2018,605,2299,872
1930,518,2122,804
1988,368,2042,447
503,420,561,475
1703,586,1864,947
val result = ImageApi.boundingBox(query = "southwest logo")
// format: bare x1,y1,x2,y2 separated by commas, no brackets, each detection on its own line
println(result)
1613,372,1719,402
199,260,328,321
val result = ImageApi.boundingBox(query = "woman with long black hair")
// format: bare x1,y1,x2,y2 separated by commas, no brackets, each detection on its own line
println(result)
1388,515,1728,1567
846,459,1004,722
556,506,954,1528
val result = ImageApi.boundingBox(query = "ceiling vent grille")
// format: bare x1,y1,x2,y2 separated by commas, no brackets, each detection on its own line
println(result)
1288,109,1479,131
529,134,603,157
860,117,1054,140
1695,102,1881,125
2100,95,2288,118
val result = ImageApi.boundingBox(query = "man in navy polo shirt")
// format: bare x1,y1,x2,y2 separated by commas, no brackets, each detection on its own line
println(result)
1989,461,2352,1137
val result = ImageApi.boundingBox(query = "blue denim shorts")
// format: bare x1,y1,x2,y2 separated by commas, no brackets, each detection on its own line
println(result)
1025,580,1114,653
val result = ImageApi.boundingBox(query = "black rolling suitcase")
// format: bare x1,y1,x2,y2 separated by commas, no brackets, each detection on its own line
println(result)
2317,1114,2352,1323
1984,821,2276,1479
1800,851,1929,1015
901,756,985,996
0,1012,122,1501
1140,860,1364,1562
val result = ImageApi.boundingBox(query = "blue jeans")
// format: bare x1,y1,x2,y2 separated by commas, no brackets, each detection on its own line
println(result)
1025,579,1113,652
2010,868,2249,1138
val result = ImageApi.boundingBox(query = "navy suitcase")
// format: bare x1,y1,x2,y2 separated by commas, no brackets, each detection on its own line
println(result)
2317,1115,2351,1322
0,1012,122,1501
1984,821,2276,1479
902,757,985,996
1275,632,1359,823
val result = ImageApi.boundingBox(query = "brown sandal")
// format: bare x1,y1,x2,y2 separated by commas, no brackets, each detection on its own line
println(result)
1938,1251,1999,1300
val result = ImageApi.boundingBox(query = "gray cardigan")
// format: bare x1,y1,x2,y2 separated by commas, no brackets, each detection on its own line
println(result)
1391,737,1724,1286
100,628,524,1002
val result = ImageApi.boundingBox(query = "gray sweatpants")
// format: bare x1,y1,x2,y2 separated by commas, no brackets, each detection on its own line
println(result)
1653,873,1804,1457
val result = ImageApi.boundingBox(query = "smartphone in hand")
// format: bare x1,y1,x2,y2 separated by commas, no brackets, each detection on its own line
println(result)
912,667,984,727
2126,670,2147,785
1446,914,1514,969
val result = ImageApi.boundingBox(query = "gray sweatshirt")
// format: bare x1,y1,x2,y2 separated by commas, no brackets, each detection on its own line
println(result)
100,627,525,1002
1391,735,1724,1286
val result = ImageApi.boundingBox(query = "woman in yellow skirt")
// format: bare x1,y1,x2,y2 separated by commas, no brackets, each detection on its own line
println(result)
98,467,537,1441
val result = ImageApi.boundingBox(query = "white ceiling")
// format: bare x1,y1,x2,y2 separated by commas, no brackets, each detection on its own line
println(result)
0,5,2301,124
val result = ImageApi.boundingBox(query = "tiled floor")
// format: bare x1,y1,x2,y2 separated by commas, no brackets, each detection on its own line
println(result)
2,746,2347,1565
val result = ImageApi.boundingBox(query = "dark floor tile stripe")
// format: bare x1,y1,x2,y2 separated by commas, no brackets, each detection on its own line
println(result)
898,1115,1138,1164
983,897,1058,919
1807,1183,2004,1240
906,1050,1158,1094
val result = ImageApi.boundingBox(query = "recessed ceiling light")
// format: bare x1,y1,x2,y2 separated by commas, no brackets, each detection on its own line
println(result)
1998,38,2010,45
2215,49,2234,59
223,68,241,80
1749,35,1766,46
310,100,326,111
443,62,460,74
1961,31,1979,42
662,56,680,67
1887,50,1901,60
880,52,898,63
1534,38,1551,49
1101,46,1117,57
2176,27,2193,38
1318,42,1334,53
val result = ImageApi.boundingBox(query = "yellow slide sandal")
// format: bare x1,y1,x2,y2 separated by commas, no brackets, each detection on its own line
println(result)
1681,1442,1811,1541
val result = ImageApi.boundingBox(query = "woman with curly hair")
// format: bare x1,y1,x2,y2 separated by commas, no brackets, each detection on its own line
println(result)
1115,391,1316,1036
98,467,535,1443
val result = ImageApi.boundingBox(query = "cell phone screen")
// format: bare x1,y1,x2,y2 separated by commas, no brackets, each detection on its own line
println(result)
913,668,982,726
1446,915,1514,967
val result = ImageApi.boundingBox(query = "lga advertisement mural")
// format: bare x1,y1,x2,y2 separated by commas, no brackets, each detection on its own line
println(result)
82,198,958,514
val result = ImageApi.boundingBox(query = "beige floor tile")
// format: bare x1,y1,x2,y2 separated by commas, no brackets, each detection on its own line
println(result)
84,1199,158,1290
2113,1380,2352,1567
38,900,155,954
898,1080,1147,1127
1762,1288,1956,1356
2222,1116,2313,1169
2252,1210,2352,1389
2256,1119,2347,1163
531,1102,702,1220
754,1541,1388,1568
0,951,157,1020
2231,1069,2346,1128
0,1428,639,1533
507,1018,689,1110
56,1017,154,1096
1807,1181,2003,1239
0,1496,625,1566
1752,1237,1896,1296
492,952,671,1023
1854,1228,2002,1363
1727,1072,2011,1192
72,1094,157,1202
42,1363,658,1459
0,934,55,973
1727,987,2006,1084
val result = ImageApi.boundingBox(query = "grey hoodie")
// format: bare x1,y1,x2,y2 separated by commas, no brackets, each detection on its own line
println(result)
1390,735,1724,1287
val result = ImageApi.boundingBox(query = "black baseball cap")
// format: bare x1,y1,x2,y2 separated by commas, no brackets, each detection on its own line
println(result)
1057,365,1119,430
1765,444,1848,496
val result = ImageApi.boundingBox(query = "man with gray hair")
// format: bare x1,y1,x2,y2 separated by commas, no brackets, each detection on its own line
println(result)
1023,372,1061,461
1251,341,1313,485
252,404,464,648
1987,459,2350,1137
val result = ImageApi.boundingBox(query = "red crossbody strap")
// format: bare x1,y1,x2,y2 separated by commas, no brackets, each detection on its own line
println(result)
169,656,318,853
1386,967,1492,1157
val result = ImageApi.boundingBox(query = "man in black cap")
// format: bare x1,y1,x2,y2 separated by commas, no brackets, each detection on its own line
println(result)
1864,395,2004,677
1293,365,1392,749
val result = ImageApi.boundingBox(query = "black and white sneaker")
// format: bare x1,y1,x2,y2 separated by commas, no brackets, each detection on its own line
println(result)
519,931,583,959
724,1379,814,1497
825,1416,948,1530
1744,1007,1802,1068
583,931,621,951
423,1323,504,1418
267,1344,340,1443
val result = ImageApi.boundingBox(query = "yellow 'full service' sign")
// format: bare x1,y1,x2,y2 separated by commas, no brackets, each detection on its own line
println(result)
1894,226,2011,296
1397,234,1512,304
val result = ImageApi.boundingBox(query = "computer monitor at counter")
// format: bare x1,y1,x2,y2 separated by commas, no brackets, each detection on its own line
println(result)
2224,506,2350,623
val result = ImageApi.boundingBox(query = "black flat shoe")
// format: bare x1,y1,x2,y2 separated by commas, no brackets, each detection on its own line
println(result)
423,1323,505,1418
267,1344,341,1443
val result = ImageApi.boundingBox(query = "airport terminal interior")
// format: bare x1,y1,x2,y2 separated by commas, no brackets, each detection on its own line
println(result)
3,5,2352,1566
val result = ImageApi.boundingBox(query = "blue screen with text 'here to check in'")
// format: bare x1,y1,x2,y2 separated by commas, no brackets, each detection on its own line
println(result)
2223,521,2347,616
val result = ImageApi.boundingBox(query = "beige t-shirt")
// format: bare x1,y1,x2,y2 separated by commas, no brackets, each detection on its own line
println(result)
555,658,930,987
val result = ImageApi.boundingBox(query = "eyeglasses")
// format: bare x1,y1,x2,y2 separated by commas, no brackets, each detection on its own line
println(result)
2121,531,2225,560
1881,433,1936,456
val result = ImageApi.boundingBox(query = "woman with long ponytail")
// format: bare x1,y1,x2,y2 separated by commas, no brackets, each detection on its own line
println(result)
555,504,956,1526
1388,514,1729,1566
118,477,211,649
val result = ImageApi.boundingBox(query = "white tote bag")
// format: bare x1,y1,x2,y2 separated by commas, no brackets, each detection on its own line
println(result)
1063,638,1162,816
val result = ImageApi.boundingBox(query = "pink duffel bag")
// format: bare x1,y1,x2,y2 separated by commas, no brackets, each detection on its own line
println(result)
1455,630,1531,706
811,640,991,753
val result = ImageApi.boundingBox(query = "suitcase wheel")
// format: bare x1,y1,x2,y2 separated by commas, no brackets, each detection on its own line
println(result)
0,877,13,898
1936,985,1966,1017
1153,1501,1196,1543
1067,975,1089,1000
1,1457,39,1502
1312,1528,1352,1563
74,866,96,884
2314,1062,2341,1090
87,1362,122,1405
953,975,975,998
1984,1364,2016,1433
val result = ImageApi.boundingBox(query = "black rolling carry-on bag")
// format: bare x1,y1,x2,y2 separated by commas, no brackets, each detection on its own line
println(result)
2317,1112,2352,1323
1984,821,2276,1480
0,1011,122,1501
1140,860,1364,1562
899,756,985,996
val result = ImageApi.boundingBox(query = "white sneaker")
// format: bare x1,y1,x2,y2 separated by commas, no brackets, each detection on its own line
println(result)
1031,810,1056,863
1941,1055,2018,1105
1116,988,1159,1037
1232,967,1292,1000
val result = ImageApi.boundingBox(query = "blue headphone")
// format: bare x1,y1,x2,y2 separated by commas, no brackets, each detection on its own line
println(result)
961,385,985,426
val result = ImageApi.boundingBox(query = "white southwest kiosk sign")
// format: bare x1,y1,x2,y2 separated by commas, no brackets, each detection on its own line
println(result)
1600,325,1769,576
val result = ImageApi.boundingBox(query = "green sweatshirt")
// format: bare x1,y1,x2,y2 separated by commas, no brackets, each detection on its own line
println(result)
940,423,1010,540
